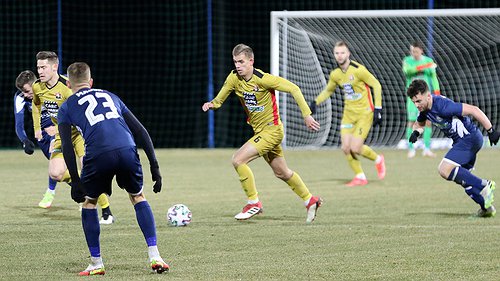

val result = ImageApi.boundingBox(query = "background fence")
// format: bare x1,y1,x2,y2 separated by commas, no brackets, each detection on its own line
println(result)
1,0,498,148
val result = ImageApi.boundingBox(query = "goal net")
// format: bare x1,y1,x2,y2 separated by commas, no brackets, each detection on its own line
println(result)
271,9,500,148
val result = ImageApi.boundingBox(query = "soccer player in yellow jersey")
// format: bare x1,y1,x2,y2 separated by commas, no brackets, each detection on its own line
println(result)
310,41,386,187
202,44,322,223
32,51,114,224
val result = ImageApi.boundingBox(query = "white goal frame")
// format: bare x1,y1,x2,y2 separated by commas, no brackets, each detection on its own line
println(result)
270,8,500,149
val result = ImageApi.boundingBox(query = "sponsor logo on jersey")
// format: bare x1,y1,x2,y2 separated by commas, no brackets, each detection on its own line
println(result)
342,84,362,101
243,92,264,112
44,101,59,118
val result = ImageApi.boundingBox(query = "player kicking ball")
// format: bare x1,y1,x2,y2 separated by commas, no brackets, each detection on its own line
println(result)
407,79,499,217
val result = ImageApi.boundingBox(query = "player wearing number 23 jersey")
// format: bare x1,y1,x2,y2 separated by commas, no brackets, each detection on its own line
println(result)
58,88,135,160
58,62,168,275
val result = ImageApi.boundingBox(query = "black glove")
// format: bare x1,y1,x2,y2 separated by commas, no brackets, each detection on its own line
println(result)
409,130,420,143
70,180,86,203
150,161,162,193
487,127,500,146
309,101,317,115
373,108,382,126
22,139,35,155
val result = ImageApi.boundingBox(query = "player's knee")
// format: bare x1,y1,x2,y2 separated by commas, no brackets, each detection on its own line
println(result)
49,171,64,182
130,193,145,205
340,145,350,155
231,156,245,168
274,168,292,181
82,199,98,209
438,164,452,180
438,169,449,180
351,145,363,155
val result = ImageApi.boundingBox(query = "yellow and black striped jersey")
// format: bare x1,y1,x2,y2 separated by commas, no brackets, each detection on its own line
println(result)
211,68,311,133
32,75,72,132
315,60,382,114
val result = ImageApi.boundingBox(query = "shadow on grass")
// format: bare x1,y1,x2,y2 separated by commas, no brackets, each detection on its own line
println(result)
406,211,473,218
14,205,79,221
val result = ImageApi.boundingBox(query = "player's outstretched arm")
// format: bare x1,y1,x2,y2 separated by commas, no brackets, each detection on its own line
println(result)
123,111,162,193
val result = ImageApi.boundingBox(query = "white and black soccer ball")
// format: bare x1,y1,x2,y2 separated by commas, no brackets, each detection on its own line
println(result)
167,204,192,227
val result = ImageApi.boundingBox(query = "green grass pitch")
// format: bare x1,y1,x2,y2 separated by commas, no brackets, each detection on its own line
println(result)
1,148,499,280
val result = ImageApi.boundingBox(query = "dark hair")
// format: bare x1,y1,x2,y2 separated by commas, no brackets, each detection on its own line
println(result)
407,79,429,98
15,70,36,91
36,51,59,64
411,41,425,50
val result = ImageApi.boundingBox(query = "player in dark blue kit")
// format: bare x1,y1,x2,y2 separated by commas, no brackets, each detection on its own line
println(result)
407,79,500,217
58,62,169,276
14,70,59,208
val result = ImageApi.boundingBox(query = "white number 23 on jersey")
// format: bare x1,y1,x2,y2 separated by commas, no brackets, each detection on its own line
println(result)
78,92,120,126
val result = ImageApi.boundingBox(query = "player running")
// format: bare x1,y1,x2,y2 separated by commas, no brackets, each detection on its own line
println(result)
32,51,114,223
14,70,59,208
202,43,322,223
407,79,498,217
310,40,385,187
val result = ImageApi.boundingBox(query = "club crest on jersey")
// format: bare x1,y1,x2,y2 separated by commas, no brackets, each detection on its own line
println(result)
55,92,62,100
252,85,259,92
349,75,354,81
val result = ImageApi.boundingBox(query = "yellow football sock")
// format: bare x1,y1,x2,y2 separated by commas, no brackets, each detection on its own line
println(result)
346,153,364,175
360,145,378,161
285,172,312,201
235,164,258,201
97,194,110,209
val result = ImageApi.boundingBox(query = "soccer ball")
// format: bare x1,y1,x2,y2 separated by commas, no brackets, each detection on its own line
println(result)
167,204,192,227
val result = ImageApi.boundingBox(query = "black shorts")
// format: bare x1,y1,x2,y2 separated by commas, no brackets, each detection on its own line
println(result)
81,147,143,199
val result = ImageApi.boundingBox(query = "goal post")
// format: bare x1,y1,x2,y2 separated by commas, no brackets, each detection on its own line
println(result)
271,8,500,149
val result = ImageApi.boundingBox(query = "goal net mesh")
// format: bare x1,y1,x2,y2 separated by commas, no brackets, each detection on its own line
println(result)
274,10,500,148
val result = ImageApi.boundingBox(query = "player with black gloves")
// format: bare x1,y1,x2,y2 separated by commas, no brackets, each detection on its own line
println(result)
408,79,498,217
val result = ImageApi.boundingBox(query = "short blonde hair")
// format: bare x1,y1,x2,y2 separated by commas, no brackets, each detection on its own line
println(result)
334,40,350,50
232,44,254,59
67,62,91,85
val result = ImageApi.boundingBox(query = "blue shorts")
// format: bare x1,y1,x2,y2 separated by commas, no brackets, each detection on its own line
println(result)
444,132,483,170
37,132,54,160
81,147,143,199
